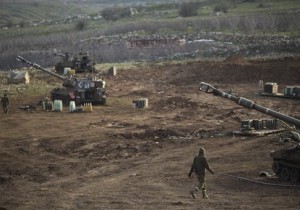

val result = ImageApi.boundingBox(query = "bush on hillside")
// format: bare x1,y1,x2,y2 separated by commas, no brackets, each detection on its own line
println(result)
214,1,230,13
75,20,87,31
258,2,272,8
178,2,201,17
5,20,13,28
19,20,26,28
101,6,132,21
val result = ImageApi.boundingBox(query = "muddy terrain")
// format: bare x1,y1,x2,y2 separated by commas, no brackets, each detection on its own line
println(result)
0,55,300,209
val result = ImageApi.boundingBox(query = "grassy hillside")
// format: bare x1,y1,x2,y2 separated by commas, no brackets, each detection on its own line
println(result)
0,2,102,27
229,0,300,14
0,0,178,27
2,0,300,29
1,0,300,69
0,0,299,39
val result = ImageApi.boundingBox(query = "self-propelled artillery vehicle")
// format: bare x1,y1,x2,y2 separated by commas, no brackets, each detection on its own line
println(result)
54,51,95,74
17,56,106,105
199,82,300,182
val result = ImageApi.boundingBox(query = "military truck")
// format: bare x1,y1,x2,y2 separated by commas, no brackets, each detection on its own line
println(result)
17,56,106,105
199,82,300,182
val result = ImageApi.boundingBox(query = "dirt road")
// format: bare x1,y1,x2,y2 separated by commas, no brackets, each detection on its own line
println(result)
0,56,300,209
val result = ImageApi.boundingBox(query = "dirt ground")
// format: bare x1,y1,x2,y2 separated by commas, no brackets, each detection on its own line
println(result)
0,55,300,210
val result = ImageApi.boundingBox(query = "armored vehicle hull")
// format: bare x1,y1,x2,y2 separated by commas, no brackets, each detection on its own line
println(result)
17,56,106,106
271,144,300,182
54,52,95,74
50,87,106,105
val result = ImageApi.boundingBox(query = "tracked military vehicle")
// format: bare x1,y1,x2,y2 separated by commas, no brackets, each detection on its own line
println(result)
199,82,300,182
17,56,106,105
54,51,95,74
270,131,300,182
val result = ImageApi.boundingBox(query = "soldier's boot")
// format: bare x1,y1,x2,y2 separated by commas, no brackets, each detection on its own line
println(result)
190,187,199,199
190,190,196,199
202,190,209,199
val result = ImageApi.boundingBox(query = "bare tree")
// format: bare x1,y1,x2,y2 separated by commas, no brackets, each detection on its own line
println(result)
288,15,300,35
213,1,230,13
228,16,239,34
76,20,87,31
245,16,257,34
211,17,221,31
178,2,200,17
261,16,277,34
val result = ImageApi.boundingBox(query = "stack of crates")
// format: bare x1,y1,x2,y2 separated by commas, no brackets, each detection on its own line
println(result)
264,83,278,94
132,98,148,109
284,86,293,96
252,119,263,130
266,119,277,129
292,86,300,97
262,119,277,129
83,103,93,112
284,86,300,97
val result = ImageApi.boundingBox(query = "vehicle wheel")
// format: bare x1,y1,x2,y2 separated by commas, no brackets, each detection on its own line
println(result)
290,168,299,182
272,162,281,175
279,167,290,181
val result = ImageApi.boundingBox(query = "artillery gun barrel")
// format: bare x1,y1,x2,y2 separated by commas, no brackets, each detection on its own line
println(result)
53,52,66,58
199,82,300,128
53,52,67,58
16,56,65,81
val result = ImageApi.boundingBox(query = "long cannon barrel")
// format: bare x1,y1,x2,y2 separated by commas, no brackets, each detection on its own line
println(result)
199,82,300,128
16,56,65,81
53,52,66,58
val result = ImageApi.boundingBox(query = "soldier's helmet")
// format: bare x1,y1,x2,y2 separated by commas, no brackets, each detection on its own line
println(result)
199,147,205,155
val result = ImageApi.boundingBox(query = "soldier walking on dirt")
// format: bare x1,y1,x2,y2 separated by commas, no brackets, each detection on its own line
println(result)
188,147,214,199
1,93,9,114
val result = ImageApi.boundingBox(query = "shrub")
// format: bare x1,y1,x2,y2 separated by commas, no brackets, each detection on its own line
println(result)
101,6,131,21
178,2,200,17
75,20,87,31
5,20,13,28
213,1,230,13
258,2,272,8
19,20,26,28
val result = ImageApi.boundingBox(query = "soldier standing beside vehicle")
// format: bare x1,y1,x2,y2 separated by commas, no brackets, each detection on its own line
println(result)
1,93,9,114
188,147,214,199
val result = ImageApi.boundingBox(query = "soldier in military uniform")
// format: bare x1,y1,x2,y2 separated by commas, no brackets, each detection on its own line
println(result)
1,93,9,114
43,97,53,111
188,147,214,199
